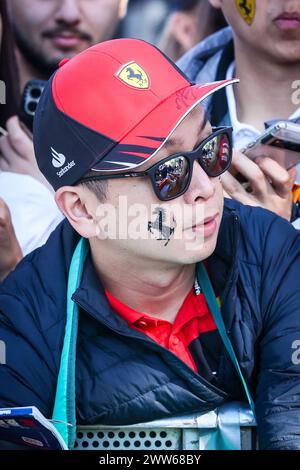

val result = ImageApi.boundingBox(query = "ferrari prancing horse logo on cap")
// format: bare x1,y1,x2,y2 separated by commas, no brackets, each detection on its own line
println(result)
116,62,149,89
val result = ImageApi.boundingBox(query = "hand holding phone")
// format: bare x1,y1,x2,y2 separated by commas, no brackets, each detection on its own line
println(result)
222,147,296,221
242,121,300,170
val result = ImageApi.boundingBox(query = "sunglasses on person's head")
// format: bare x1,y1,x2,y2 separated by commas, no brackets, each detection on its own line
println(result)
78,126,233,201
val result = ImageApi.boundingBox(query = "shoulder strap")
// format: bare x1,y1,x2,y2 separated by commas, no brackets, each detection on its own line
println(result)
196,263,256,417
52,237,88,449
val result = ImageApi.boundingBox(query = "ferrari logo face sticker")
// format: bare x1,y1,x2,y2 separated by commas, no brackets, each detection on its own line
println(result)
235,0,256,25
117,62,149,89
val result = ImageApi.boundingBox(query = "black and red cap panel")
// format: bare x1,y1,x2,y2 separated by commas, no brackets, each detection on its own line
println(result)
33,38,238,189
95,80,238,172
52,39,191,143
33,75,116,190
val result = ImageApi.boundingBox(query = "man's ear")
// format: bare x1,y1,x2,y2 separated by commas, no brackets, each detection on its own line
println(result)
118,0,128,19
208,0,222,9
55,186,97,239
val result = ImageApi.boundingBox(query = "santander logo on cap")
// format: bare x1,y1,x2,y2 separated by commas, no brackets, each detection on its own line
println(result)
51,147,66,168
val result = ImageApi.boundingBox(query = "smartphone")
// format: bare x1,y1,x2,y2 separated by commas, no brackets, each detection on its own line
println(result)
242,121,300,169
19,79,47,133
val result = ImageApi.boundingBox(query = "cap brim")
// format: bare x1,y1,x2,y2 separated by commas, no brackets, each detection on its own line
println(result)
92,79,239,172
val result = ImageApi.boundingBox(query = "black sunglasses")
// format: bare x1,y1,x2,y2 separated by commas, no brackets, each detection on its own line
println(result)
78,126,233,201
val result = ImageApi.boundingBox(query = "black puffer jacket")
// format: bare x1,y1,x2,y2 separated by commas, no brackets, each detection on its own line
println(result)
0,199,300,449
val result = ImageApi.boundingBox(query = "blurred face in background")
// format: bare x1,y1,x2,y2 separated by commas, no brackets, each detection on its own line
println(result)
210,0,300,63
159,0,226,62
8,0,128,75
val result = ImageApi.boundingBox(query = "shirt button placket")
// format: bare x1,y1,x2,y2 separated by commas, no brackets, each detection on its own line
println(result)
137,320,148,329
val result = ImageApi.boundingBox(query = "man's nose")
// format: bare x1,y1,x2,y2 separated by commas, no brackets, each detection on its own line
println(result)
54,0,81,24
183,160,216,204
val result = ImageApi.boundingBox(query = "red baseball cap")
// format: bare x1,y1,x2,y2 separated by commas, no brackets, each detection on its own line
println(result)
33,38,238,190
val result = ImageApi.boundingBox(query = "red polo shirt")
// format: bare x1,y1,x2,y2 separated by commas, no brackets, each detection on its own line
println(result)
105,286,218,374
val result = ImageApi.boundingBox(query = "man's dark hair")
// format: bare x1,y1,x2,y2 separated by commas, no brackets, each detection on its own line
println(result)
173,0,200,11
78,171,108,202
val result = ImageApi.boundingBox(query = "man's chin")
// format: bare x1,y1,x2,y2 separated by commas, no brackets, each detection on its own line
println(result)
172,237,218,265
40,40,92,71
48,44,91,60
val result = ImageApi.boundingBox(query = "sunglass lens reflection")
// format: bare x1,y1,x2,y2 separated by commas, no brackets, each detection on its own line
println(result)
155,156,189,199
201,133,230,175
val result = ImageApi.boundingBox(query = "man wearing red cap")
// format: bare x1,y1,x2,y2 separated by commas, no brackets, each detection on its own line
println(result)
0,39,299,450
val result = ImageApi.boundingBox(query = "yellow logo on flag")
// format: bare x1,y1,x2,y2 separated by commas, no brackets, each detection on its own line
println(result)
235,0,256,25
117,62,149,89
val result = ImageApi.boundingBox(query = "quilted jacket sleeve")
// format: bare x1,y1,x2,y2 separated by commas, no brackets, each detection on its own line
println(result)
0,293,58,418
256,215,300,449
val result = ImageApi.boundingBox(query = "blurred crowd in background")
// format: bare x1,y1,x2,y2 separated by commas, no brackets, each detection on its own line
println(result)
27,0,226,62
120,0,226,60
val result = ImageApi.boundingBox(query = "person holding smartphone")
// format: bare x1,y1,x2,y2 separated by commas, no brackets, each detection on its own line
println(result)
0,0,64,264
0,0,131,260
178,0,300,226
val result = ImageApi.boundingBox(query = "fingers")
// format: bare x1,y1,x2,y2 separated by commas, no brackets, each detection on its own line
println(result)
248,144,300,170
0,199,21,255
221,171,257,206
0,133,18,167
222,148,295,220
230,149,270,197
5,116,34,158
0,198,23,281
230,148,295,198
0,116,39,176
0,198,12,229
255,156,295,198
288,166,297,181
0,157,11,172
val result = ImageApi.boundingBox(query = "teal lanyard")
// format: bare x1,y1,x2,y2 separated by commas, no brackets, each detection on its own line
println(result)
52,237,88,449
52,238,255,449
196,263,256,417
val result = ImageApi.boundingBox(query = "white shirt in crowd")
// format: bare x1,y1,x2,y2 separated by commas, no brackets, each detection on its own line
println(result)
226,62,300,229
0,172,64,256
